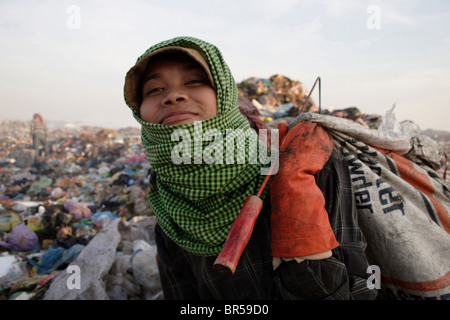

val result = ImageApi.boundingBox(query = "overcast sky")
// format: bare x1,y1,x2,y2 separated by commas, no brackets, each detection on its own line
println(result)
1,0,449,131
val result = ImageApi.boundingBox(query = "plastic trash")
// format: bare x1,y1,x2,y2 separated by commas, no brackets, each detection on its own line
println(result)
26,177,52,197
0,255,17,278
28,244,85,275
274,102,294,119
130,240,162,299
0,217,13,232
91,211,118,228
378,104,401,134
43,217,162,300
0,259,28,289
0,212,22,232
43,219,122,300
27,215,45,232
292,112,412,154
63,200,92,221
406,135,447,171
50,187,66,199
0,224,39,252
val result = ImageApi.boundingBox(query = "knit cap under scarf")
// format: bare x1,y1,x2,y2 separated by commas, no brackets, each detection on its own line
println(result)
124,37,269,256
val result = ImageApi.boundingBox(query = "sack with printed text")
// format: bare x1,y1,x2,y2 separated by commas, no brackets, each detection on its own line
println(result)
291,113,450,300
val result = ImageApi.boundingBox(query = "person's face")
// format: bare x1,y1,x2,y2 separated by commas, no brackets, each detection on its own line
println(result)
139,52,217,125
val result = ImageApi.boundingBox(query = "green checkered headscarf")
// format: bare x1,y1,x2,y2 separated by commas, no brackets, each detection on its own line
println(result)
124,37,268,256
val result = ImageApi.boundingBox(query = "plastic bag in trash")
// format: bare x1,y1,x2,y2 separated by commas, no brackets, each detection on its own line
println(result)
28,246,64,274
0,259,28,289
0,224,38,252
26,177,53,197
91,211,118,228
0,255,17,278
29,244,85,275
378,104,402,134
130,240,161,299
0,212,21,232
63,200,92,221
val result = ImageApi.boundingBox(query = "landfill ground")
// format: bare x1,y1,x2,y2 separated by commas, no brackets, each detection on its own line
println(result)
0,121,161,300
1,74,448,300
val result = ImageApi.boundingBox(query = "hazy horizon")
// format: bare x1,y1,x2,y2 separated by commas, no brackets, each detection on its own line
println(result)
1,0,449,131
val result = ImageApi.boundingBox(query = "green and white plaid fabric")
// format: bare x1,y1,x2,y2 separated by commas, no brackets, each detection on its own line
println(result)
125,37,268,256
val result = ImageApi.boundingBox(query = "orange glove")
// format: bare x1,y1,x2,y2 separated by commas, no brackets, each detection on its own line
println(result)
270,121,339,257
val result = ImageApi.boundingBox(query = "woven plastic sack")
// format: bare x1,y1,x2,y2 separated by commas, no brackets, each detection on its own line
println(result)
292,113,450,300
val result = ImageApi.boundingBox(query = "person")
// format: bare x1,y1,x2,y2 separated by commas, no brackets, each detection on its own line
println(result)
30,113,49,157
123,36,377,300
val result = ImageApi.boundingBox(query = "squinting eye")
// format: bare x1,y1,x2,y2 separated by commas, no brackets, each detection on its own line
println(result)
145,87,164,96
186,79,206,85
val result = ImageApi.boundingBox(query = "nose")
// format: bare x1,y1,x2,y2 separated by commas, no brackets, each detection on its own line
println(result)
162,89,189,106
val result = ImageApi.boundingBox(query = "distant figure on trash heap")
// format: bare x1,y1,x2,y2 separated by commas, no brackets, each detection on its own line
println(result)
30,113,49,160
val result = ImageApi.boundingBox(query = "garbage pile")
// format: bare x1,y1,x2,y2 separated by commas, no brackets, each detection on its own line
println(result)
0,121,161,300
237,75,449,180
238,74,382,129
0,75,448,300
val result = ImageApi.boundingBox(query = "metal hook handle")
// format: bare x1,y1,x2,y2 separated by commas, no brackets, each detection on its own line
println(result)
299,76,321,114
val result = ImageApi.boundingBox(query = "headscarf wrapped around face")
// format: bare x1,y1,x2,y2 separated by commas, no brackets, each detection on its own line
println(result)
124,37,269,256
